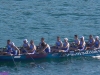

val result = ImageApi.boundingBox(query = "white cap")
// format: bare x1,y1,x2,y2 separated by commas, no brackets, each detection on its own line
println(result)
64,38,68,41
23,39,28,43
80,36,84,40
95,36,99,39
11,42,15,46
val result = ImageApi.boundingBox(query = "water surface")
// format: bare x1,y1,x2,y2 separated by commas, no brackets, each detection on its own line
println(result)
0,0,100,75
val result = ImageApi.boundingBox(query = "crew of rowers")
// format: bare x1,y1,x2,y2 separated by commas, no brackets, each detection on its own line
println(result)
3,35,100,55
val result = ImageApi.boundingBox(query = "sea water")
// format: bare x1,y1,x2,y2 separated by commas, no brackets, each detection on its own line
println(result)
0,0,100,75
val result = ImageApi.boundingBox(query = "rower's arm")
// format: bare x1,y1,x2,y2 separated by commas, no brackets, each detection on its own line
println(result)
42,44,48,51
15,46,20,55
65,43,70,48
31,45,36,51
60,41,63,47
92,39,95,45
99,41,100,48
66,43,70,48
77,40,80,45
81,42,84,47
27,44,30,49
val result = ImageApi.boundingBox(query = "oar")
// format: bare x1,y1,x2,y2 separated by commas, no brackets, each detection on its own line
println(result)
77,50,86,61
25,50,44,69
10,54,18,70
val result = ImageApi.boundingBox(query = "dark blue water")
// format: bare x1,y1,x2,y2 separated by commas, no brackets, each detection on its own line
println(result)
0,0,100,75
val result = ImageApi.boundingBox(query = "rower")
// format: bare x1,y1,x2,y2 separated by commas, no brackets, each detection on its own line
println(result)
94,36,100,50
6,40,12,52
74,35,80,47
86,35,95,50
39,37,46,49
22,39,30,53
70,35,80,51
78,36,86,51
3,40,12,55
59,38,70,52
38,37,51,53
28,40,36,54
51,36,63,52
10,42,20,55
6,42,20,55
55,36,63,49
40,42,51,53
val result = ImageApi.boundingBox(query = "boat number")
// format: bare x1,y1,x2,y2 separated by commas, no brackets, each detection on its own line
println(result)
14,56,21,58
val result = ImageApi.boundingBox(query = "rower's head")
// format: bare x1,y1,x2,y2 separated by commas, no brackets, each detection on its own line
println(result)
7,40,11,44
57,36,60,41
11,42,15,47
74,35,78,39
89,35,93,39
95,36,99,40
41,37,44,42
41,42,46,48
23,39,28,44
80,36,84,41
64,38,68,42
30,40,34,44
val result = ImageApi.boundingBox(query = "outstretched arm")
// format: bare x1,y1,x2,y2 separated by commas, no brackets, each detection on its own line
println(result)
60,41,63,47
15,46,20,55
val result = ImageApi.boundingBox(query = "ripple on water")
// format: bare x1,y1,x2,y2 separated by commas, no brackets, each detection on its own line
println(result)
0,0,100,75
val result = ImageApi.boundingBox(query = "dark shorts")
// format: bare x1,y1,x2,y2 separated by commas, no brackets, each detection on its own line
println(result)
22,50,27,53
45,48,50,53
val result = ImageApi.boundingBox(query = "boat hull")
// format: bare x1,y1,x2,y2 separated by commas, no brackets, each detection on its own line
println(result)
0,50,100,61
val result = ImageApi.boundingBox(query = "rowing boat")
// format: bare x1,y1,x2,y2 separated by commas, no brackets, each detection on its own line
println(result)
0,49,100,61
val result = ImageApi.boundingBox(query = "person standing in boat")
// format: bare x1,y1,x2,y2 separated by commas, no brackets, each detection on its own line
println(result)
22,39,30,53
86,35,95,50
38,37,51,53
93,36,100,50
55,36,63,49
59,38,70,52
78,36,86,51
28,40,36,54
